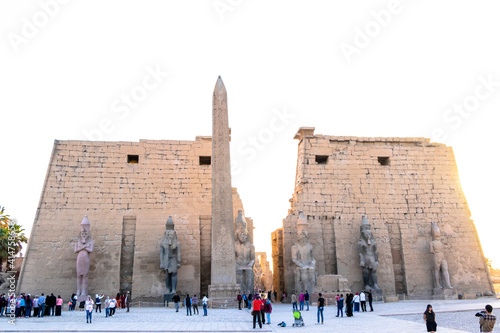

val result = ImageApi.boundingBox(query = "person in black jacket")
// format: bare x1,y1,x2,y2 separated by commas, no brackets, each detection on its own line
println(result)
172,293,181,312
47,293,57,316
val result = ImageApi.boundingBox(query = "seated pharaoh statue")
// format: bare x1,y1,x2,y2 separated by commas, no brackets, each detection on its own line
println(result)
291,211,316,293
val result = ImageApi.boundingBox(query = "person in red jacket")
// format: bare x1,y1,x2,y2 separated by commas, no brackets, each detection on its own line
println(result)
252,296,263,329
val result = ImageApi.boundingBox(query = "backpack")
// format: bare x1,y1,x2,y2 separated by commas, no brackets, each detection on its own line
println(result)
277,321,286,327
186,298,191,307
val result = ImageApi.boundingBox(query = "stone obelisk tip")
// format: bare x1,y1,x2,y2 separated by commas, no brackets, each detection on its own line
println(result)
214,76,226,94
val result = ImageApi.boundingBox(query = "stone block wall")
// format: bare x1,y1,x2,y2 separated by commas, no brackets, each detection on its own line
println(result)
271,228,284,295
18,138,247,301
281,128,493,298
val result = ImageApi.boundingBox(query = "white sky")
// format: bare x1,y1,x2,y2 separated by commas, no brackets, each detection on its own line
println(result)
1,0,499,269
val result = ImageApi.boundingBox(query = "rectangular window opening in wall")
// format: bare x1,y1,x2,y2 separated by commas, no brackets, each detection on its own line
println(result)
378,156,390,166
199,156,211,165
127,155,139,164
315,155,328,164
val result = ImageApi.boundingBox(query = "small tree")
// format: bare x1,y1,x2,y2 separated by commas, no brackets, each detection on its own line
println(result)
0,206,28,271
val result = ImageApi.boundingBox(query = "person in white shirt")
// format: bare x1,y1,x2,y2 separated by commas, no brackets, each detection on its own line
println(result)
85,296,94,323
353,293,360,312
360,291,367,312
202,294,209,316
109,297,116,317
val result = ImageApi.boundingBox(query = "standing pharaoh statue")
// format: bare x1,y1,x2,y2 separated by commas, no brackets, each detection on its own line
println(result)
74,215,94,301
291,211,316,293
160,216,181,294
234,210,255,294
430,221,453,289
357,216,380,290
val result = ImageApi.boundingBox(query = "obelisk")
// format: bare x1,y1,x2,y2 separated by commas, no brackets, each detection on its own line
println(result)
208,76,240,307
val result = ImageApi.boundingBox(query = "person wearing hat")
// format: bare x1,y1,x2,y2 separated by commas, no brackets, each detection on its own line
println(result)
125,291,131,312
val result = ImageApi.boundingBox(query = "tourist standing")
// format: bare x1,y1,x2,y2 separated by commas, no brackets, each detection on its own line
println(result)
105,296,110,317
260,296,266,324
353,292,360,312
0,293,6,317
247,293,252,309
360,291,366,312
242,293,248,308
172,293,181,312
55,295,63,316
125,291,131,312
336,294,344,317
346,293,353,317
73,294,78,311
316,293,325,325
264,297,272,325
116,293,121,310
368,289,374,311
251,295,263,329
423,304,436,333
237,293,242,310
120,293,125,309
85,295,93,323
202,294,209,316
291,292,298,311
25,294,32,317
304,290,310,311
298,292,305,311
32,295,39,317
95,294,102,313
37,293,46,317
109,297,116,317
47,293,56,316
17,294,25,318
185,294,192,316
192,294,199,314
479,304,496,333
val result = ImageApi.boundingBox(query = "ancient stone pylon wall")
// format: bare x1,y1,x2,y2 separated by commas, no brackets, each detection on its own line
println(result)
271,228,284,295
18,137,247,300
255,252,273,291
282,128,493,298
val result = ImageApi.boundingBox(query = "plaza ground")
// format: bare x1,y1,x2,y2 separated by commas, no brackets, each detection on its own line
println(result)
1,297,499,332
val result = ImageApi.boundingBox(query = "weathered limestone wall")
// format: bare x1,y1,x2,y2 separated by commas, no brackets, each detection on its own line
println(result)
255,252,273,291
19,138,247,300
281,128,493,298
271,228,284,295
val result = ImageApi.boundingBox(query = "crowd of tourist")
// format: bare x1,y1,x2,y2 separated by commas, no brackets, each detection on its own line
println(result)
0,291,131,323
0,293,64,318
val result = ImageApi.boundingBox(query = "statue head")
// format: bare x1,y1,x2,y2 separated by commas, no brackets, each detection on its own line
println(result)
234,210,249,244
360,216,373,244
164,216,178,247
431,221,440,240
79,216,91,242
297,229,310,245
